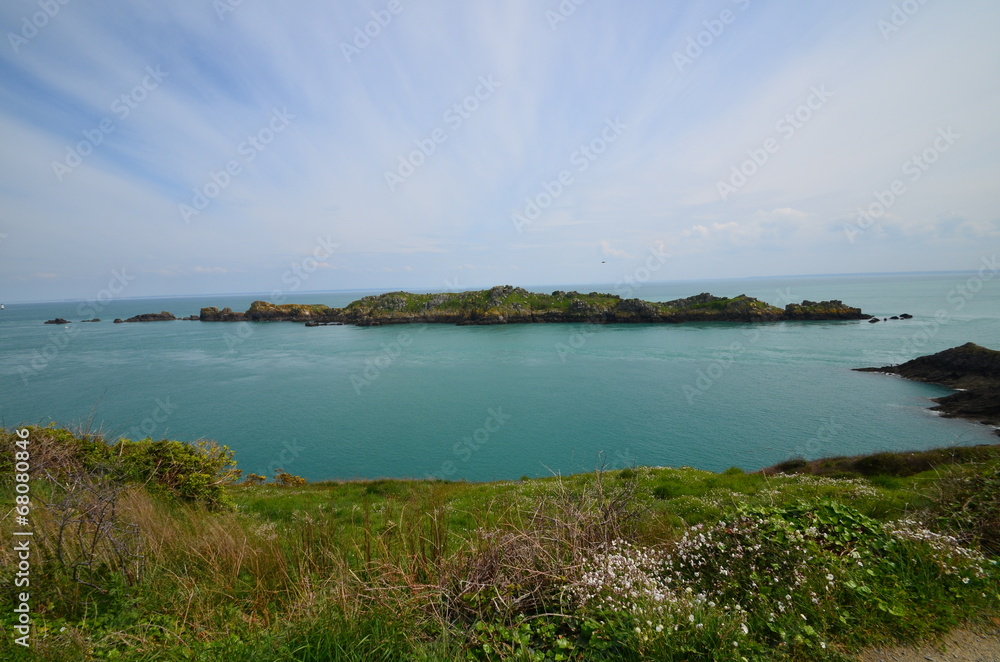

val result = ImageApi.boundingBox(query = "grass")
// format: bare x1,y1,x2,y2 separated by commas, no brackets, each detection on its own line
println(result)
1,427,999,660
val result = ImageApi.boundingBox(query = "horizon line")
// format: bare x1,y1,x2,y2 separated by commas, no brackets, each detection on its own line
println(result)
2,269,982,305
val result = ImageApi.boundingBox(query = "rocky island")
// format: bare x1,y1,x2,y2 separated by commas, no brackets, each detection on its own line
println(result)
856,342,1000,436
123,311,176,323
199,286,868,326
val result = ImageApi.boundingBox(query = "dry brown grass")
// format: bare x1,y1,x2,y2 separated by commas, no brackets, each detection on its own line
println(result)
437,471,644,625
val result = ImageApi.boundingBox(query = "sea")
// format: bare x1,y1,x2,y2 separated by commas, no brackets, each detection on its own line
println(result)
1,272,997,482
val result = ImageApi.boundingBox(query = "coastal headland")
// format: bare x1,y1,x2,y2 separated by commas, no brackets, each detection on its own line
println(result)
856,342,1000,436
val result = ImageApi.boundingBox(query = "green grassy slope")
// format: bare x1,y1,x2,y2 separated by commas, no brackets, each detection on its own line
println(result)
1,427,997,661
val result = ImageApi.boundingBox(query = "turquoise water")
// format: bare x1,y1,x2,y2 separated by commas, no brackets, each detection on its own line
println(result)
1,272,997,481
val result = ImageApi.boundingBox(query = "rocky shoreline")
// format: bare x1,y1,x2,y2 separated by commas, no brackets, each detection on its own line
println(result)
855,342,1000,436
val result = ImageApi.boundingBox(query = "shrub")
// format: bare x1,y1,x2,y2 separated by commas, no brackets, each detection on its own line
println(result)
114,438,240,508
274,468,307,487
1,427,240,509
242,473,266,486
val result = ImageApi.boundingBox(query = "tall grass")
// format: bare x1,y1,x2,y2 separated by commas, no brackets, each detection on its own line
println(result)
1,428,998,661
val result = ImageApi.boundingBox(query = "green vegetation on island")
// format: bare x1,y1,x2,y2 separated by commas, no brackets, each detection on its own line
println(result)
3,426,998,661
197,285,868,326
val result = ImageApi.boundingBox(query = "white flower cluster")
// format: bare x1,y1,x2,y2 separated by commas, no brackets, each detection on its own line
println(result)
251,520,279,541
570,540,674,613
757,475,881,500
884,519,993,579
665,517,822,615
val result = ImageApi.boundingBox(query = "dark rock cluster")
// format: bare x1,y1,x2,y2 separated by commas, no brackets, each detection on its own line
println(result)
124,311,176,323
200,307,246,322
868,312,913,323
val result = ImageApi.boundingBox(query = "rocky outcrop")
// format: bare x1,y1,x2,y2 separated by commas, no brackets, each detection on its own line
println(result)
782,300,867,320
245,301,332,322
124,311,176,322
856,343,1000,435
113,318,124,324
866,312,912,323
199,307,246,322
80,318,100,322
44,318,70,325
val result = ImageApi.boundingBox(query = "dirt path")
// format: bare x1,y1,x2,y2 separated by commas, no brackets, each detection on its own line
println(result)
856,626,1000,662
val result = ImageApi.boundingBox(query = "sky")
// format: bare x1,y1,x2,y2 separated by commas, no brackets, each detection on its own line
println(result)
1,0,998,302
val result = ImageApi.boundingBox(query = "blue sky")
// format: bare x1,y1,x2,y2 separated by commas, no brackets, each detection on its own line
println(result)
1,0,998,302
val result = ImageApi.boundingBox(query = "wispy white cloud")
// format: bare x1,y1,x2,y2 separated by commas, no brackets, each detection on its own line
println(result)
1,0,998,301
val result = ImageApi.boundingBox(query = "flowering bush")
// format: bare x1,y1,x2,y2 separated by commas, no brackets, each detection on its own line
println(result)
564,500,996,659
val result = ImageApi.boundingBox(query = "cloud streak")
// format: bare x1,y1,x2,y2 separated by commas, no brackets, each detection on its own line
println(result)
1,0,998,301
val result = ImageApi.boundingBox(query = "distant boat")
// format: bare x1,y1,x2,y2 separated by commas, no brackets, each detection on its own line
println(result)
1,304,4,310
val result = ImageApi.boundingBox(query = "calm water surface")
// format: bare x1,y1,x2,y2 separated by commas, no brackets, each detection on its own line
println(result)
1,272,997,481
